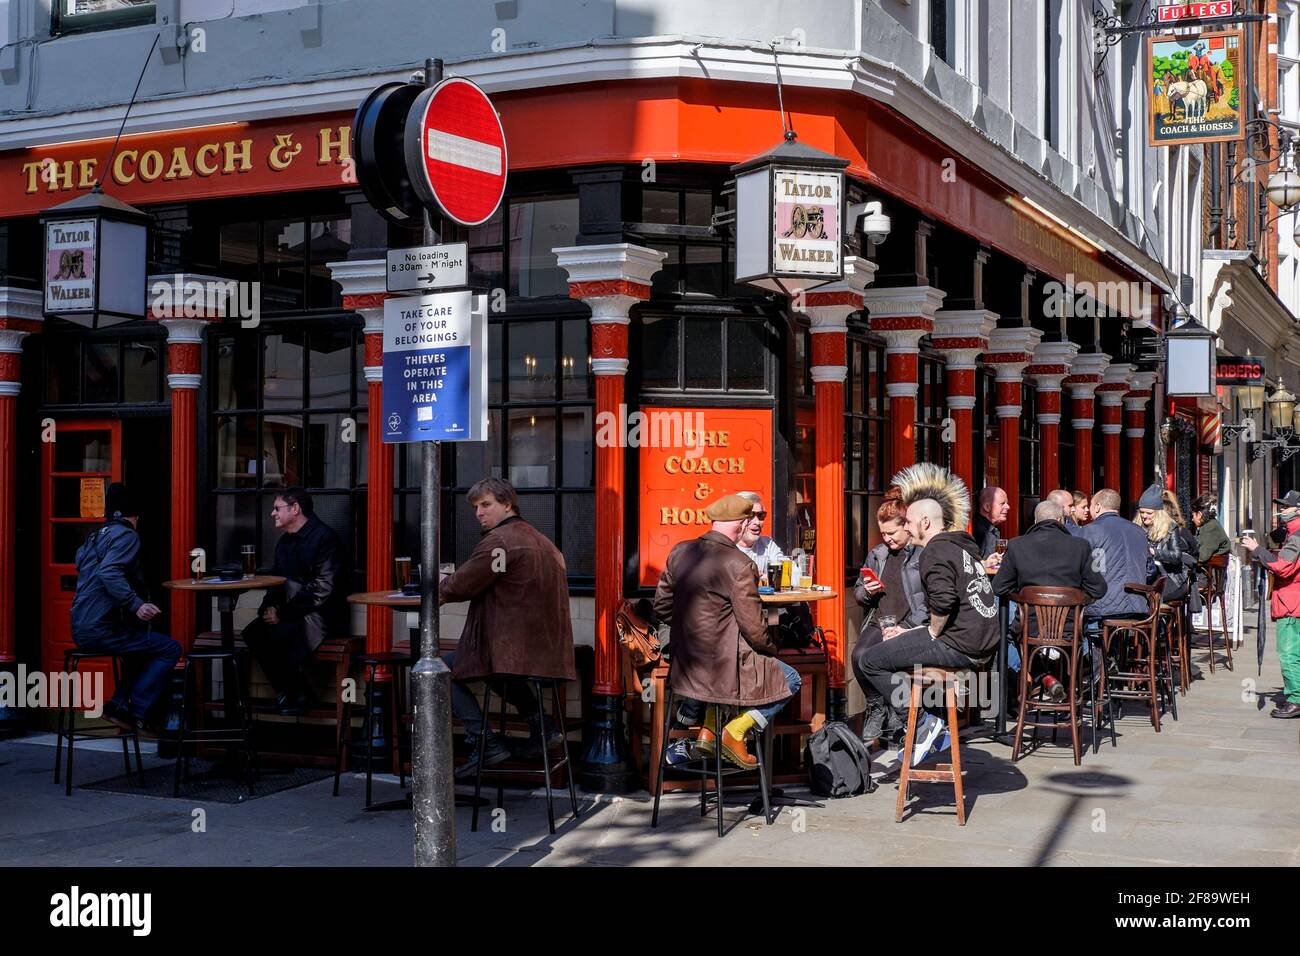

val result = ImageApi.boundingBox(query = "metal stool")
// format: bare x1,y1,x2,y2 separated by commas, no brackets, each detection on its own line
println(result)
650,687,776,838
54,649,145,797
173,649,257,797
1102,578,1176,734
1197,555,1233,674
334,650,413,808
896,667,967,825
1160,597,1189,696
471,676,579,835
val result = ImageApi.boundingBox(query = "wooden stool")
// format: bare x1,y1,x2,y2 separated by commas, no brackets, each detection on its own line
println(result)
895,667,966,826
1197,555,1233,674
1160,598,1189,696
1102,579,1174,734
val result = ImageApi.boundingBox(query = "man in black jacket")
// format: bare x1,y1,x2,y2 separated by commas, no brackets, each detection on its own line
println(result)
858,464,1000,766
972,486,1009,560
993,498,1108,701
241,488,347,714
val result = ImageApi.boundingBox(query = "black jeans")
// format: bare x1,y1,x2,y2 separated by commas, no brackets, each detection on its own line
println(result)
242,616,315,699
858,626,976,731
75,626,182,722
851,624,904,740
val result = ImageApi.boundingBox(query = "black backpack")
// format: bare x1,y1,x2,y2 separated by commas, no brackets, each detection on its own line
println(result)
804,721,877,798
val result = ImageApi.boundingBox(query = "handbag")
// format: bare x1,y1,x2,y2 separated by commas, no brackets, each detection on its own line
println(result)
616,598,662,669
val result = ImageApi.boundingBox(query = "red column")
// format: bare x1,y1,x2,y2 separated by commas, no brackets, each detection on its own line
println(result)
932,310,995,501
151,310,217,653
1123,375,1156,510
1096,363,1132,496
1064,353,1109,495
863,288,943,477
0,307,40,668
984,327,1040,538
1025,341,1078,497
556,243,664,791
805,262,871,710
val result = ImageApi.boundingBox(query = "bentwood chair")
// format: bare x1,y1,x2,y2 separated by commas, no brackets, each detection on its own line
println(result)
1008,587,1093,766
1101,578,1177,734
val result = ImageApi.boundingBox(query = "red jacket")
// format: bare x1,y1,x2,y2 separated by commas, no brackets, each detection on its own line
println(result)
1260,516,1300,619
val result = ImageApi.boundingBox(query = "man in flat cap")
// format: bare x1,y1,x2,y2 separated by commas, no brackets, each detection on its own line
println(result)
653,493,801,768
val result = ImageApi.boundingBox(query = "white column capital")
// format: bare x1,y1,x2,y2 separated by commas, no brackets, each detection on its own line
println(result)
0,287,43,324
155,318,211,344
886,381,920,399
878,328,930,354
996,405,1023,419
1037,412,1062,425
1129,370,1159,393
932,308,997,341
947,395,977,410
987,325,1044,356
1071,418,1096,430
554,243,666,288
811,365,848,384
0,329,31,353
861,285,947,321
327,258,388,299
1026,339,1080,389
1100,423,1124,435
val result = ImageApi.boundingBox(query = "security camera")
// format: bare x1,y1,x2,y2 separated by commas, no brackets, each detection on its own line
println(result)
848,200,891,245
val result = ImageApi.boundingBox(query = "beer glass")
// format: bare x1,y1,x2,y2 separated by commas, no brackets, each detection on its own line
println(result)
240,545,257,578
394,556,412,589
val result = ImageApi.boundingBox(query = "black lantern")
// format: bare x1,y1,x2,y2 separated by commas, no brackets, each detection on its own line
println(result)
1164,316,1216,397
732,138,849,295
40,188,148,329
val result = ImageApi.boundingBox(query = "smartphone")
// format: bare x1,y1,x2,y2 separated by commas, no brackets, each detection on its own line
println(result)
860,566,884,591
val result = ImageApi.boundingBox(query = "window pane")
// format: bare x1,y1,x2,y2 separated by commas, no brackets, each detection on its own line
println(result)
507,197,578,298
262,413,304,488
47,338,81,405
684,244,723,296
650,243,680,296
640,315,678,389
308,217,350,308
214,495,257,571
54,430,112,472
561,319,592,400
470,207,504,247
850,342,864,413
641,189,679,224
561,494,595,576
684,317,722,389
726,319,765,390
356,409,369,484
470,250,504,292
84,342,119,403
216,333,258,410
488,322,503,402
506,408,556,488
122,339,162,403
308,328,354,408
306,413,354,489
215,415,257,488
263,332,305,409
508,321,556,402
263,218,306,311
515,494,556,541
218,221,259,286
454,408,502,484
685,191,714,227
561,408,593,487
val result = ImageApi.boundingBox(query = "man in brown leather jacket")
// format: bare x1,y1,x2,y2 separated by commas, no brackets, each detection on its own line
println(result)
440,477,577,778
653,494,801,768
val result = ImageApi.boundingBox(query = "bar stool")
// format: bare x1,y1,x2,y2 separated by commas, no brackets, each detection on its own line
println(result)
896,667,968,825
54,649,146,797
1197,555,1233,673
1008,586,1093,765
471,676,579,835
1160,596,1189,695
1101,578,1175,733
333,650,414,808
650,686,776,838
173,648,257,797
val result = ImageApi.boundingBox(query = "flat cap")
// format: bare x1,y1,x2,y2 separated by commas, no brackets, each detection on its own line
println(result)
704,493,754,522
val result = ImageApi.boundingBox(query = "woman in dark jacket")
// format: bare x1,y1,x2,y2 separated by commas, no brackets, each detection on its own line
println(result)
1137,485,1196,603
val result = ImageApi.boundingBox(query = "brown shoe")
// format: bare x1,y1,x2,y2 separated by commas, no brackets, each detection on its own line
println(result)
719,729,757,769
691,727,716,758
1270,702,1300,719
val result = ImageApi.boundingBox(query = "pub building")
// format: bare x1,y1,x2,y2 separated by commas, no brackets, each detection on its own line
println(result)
0,69,1174,789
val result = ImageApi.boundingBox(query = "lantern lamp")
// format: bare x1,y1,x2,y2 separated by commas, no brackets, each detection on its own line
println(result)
1164,317,1216,397
40,187,148,329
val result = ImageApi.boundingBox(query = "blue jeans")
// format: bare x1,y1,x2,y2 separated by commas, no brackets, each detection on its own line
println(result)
675,658,802,730
74,626,181,721
442,651,541,743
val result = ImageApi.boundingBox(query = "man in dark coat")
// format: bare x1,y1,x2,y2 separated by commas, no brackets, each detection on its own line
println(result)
1080,488,1156,623
440,478,577,777
242,487,346,715
992,498,1108,701
972,485,1009,560
71,483,181,732
653,493,801,769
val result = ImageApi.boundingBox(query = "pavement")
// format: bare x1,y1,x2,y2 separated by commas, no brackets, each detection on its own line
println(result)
2,620,1298,867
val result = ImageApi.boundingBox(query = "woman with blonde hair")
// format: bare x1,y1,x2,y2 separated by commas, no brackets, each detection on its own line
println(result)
1136,484,1196,602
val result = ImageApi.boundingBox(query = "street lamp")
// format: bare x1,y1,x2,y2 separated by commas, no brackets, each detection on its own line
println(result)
1266,166,1300,211
39,187,148,329
1267,386,1298,432
1252,385,1300,461
1164,317,1217,397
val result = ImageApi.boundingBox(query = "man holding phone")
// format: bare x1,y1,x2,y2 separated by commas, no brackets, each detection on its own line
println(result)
1242,491,1300,718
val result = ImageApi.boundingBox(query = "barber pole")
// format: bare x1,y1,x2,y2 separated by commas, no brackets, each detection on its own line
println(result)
1201,409,1222,452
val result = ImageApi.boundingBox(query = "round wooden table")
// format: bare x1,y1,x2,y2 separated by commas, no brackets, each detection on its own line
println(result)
163,575,286,653
759,588,837,605
347,590,421,609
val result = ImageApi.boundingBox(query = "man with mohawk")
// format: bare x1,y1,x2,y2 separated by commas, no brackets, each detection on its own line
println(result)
857,463,1000,767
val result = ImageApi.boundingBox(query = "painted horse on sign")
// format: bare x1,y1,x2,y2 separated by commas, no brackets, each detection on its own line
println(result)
1167,78,1209,124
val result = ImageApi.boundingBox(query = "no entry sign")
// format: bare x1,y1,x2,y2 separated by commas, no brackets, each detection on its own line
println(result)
404,77,507,226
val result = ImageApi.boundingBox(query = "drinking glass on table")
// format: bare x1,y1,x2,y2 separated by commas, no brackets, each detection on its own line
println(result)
394,556,412,589
240,544,257,577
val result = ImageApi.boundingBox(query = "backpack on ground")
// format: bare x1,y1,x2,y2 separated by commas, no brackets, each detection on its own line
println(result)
804,721,876,798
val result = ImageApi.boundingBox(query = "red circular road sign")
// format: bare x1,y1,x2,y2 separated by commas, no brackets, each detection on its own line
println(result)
404,77,508,227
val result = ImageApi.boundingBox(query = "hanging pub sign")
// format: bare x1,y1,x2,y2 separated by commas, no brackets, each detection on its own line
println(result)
1165,317,1217,397
1216,355,1265,387
732,138,847,295
41,189,147,328
1156,2,1233,22
1148,30,1244,147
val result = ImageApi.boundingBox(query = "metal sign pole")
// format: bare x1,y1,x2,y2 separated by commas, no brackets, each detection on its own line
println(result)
410,56,456,869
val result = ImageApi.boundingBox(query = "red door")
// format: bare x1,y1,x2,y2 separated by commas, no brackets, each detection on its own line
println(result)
42,420,122,708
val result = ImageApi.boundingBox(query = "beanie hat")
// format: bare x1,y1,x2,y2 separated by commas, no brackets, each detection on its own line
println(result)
1138,483,1165,510
105,482,140,518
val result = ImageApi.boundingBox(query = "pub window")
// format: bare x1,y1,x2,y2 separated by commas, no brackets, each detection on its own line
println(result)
208,320,367,581
507,196,578,298
42,324,165,407
54,0,155,34
1058,406,1076,497
974,365,998,493
639,187,729,297
637,315,774,393
209,211,351,314
1018,383,1040,527
845,333,888,574
391,312,596,586
916,350,949,468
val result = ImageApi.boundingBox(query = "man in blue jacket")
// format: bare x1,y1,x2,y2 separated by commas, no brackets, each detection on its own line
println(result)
70,483,181,732
1079,487,1156,624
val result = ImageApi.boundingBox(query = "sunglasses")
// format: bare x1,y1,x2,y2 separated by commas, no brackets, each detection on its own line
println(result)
750,511,767,520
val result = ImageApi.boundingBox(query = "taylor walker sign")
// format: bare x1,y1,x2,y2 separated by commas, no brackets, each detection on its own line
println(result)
44,218,96,312
1148,30,1244,147
381,290,487,443
771,169,841,277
